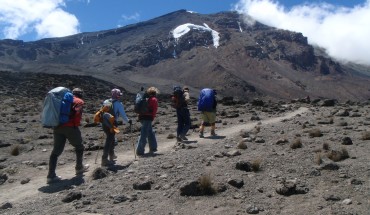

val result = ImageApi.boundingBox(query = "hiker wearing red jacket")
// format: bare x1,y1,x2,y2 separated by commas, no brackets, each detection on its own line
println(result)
46,88,89,184
136,87,159,156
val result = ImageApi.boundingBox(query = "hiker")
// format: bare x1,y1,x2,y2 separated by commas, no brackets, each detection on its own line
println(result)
46,88,89,184
171,86,191,141
101,88,132,166
197,88,217,138
136,87,159,156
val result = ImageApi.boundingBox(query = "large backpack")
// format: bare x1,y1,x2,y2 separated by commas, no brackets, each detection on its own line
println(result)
134,91,149,114
171,86,186,109
41,87,74,128
197,88,215,111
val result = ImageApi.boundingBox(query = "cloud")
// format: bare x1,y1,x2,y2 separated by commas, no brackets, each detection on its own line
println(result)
0,0,79,40
121,12,141,22
235,0,370,66
117,12,141,28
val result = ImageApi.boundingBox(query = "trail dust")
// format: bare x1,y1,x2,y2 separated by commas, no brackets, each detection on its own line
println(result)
0,107,308,203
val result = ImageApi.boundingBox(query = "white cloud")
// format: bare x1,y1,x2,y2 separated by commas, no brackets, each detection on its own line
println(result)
121,12,141,22
235,0,370,66
0,0,79,40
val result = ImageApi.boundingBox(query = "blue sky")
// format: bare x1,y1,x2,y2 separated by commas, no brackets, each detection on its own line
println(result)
0,0,369,65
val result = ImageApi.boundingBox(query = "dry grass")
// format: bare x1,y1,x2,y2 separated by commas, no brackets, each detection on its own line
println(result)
10,144,20,156
308,128,322,138
290,138,302,149
314,153,322,165
361,131,370,140
198,174,216,195
251,159,262,172
327,148,349,162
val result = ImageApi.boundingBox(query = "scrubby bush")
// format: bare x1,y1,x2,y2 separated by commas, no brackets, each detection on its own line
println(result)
327,147,349,162
308,128,322,137
10,144,20,156
198,174,216,195
251,159,261,172
361,131,370,140
290,138,302,149
315,153,322,165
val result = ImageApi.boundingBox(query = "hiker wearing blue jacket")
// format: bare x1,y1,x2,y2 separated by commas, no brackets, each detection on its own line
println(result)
101,88,132,166
197,88,217,138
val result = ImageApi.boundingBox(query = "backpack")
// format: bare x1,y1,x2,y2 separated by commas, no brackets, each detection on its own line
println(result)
41,87,74,128
93,99,115,124
197,88,215,111
171,86,186,108
134,91,149,114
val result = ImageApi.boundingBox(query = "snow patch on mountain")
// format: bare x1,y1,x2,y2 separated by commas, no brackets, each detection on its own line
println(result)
172,23,220,48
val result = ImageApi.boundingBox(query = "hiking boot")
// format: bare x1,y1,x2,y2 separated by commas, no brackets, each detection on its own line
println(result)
181,135,188,141
211,130,216,136
75,164,90,175
109,153,118,161
199,132,204,138
176,136,183,142
46,176,62,184
101,158,112,167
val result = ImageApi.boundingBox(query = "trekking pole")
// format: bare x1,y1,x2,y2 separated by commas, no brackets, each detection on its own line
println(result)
95,135,103,164
94,144,100,164
131,124,136,160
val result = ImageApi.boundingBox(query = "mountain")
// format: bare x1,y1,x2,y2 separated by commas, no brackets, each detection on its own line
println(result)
0,10,369,101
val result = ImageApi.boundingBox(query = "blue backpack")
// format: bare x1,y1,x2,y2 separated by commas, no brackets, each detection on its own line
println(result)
197,88,215,111
41,87,74,127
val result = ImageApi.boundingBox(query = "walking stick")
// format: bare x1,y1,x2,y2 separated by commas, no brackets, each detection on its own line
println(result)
95,135,103,164
131,124,136,160
95,144,100,164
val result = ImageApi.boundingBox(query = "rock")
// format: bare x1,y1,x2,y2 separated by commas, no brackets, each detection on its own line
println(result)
341,137,353,145
342,199,352,205
246,205,260,214
20,178,30,184
179,180,202,196
254,138,265,143
62,191,82,203
91,167,109,180
227,178,244,188
0,202,12,209
323,194,341,201
235,161,252,172
0,173,8,185
112,194,129,204
225,150,241,157
276,180,309,196
319,162,340,171
335,110,349,117
133,181,152,190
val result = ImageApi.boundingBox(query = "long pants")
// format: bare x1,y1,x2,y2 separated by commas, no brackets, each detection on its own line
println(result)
47,126,84,178
176,107,190,137
102,126,115,160
136,120,157,155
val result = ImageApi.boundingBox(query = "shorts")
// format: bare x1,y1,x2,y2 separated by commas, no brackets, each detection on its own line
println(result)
201,111,216,124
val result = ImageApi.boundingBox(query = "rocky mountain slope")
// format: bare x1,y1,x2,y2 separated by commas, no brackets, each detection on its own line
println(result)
0,72,370,215
0,10,370,101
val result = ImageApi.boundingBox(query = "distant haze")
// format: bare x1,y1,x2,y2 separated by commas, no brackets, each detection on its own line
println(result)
235,0,370,66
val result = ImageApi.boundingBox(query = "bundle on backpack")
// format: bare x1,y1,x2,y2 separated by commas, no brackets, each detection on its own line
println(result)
171,86,186,109
134,91,149,114
93,99,119,133
197,88,215,112
93,99,114,124
41,87,74,128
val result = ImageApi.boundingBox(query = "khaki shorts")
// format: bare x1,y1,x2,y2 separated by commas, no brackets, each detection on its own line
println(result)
201,111,216,124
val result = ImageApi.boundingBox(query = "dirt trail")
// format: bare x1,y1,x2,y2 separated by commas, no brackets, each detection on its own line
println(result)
0,107,308,203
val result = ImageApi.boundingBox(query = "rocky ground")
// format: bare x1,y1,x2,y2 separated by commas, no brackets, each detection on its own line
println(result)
0,72,370,215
